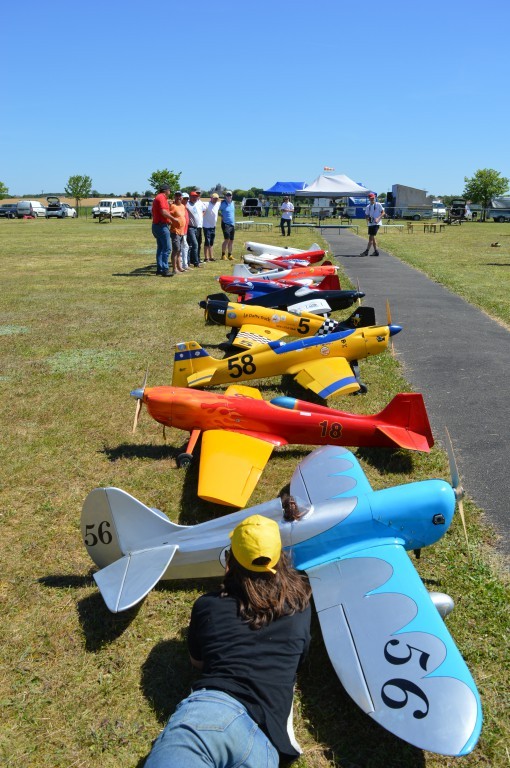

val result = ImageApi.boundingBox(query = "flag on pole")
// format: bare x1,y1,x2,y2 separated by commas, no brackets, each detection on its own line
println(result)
323,166,335,171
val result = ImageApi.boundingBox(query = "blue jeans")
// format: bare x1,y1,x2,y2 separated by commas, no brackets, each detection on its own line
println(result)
144,689,279,768
152,223,171,272
187,226,200,266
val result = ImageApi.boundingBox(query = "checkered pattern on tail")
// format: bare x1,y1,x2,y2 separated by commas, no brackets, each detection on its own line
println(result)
317,318,340,336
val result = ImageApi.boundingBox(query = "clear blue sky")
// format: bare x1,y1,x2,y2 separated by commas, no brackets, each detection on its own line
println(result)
2,0,509,198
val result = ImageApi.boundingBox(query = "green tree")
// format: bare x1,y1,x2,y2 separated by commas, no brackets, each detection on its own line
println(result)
148,169,181,194
64,175,93,216
463,169,509,222
0,181,9,199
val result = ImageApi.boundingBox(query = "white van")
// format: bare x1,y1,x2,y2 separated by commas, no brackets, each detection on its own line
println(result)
17,200,46,218
92,199,126,219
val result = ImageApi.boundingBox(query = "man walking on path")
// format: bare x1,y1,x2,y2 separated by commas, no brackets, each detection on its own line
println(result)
361,192,384,256
219,191,236,260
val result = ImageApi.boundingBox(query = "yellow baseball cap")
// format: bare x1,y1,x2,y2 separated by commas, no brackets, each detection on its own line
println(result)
229,515,281,574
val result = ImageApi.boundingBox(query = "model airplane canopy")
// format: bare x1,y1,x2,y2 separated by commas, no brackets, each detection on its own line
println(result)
296,174,370,198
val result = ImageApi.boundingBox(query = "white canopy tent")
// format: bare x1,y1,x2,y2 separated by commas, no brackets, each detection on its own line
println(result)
295,174,370,198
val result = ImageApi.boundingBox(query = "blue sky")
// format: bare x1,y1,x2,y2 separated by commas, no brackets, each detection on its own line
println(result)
2,0,509,198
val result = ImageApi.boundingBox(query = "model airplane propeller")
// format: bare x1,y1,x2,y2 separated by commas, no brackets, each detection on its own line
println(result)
129,380,433,506
81,445,482,756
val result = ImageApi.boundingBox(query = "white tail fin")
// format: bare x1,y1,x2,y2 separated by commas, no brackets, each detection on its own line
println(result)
81,487,185,612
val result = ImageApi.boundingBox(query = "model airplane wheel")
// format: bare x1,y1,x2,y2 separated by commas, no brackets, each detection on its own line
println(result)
177,453,193,469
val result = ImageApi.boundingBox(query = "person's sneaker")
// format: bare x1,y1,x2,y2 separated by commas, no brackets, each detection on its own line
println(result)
228,255,234,260
360,250,369,257
221,255,227,260
372,250,380,257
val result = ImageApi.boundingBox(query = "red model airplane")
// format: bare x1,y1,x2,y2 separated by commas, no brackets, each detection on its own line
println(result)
218,273,341,296
131,381,434,507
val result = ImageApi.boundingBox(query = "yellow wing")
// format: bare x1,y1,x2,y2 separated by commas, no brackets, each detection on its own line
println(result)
234,324,288,350
198,430,275,507
289,357,360,399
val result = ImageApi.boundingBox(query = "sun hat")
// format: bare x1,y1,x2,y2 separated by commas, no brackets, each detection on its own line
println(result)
368,192,375,198
182,192,190,198
229,515,281,574
225,190,233,195
211,193,219,199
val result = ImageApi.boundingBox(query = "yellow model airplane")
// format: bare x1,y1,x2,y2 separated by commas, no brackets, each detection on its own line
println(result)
203,296,376,350
172,322,401,399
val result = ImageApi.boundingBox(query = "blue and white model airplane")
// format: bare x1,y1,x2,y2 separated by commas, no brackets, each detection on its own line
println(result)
81,445,481,756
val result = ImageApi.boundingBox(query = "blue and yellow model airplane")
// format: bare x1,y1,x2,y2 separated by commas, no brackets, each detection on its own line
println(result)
172,321,401,398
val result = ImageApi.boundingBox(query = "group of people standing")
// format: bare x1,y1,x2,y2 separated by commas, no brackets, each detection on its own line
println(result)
151,187,237,276
152,187,301,274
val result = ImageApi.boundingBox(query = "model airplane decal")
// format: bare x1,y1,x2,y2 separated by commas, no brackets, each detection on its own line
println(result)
201,297,376,350
172,322,401,399
130,381,433,506
81,445,482,756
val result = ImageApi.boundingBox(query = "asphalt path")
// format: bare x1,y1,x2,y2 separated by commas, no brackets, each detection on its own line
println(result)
321,227,510,558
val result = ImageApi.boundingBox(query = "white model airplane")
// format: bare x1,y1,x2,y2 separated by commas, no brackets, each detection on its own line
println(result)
82,445,481,756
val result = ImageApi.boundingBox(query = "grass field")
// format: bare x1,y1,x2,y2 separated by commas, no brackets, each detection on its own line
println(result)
0,217,508,768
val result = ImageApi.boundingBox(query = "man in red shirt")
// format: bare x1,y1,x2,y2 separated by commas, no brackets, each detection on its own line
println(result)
152,184,172,276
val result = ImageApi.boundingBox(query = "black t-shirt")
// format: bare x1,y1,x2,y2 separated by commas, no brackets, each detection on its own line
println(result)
188,590,311,760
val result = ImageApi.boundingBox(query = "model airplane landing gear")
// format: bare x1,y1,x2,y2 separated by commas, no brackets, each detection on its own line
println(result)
177,453,193,468
351,362,368,394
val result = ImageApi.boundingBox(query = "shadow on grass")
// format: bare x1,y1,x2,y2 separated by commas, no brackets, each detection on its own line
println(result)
112,263,158,277
39,573,95,589
486,262,510,267
77,591,143,650
298,614,426,767
355,446,414,474
140,632,196,723
101,442,179,462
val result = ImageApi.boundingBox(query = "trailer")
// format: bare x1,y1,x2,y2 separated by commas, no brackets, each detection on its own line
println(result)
386,184,434,220
488,197,510,222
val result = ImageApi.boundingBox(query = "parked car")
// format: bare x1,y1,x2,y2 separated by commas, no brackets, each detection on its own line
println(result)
46,196,77,218
241,197,262,217
0,202,17,218
139,197,153,218
17,200,47,218
92,199,127,219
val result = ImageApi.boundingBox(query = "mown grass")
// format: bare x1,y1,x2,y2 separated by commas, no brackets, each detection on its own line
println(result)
0,217,508,768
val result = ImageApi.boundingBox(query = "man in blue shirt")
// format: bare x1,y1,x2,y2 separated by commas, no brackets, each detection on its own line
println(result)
219,191,236,260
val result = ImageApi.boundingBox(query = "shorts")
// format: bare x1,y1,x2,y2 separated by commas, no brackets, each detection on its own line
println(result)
203,226,216,246
171,232,184,251
368,224,380,236
221,223,235,241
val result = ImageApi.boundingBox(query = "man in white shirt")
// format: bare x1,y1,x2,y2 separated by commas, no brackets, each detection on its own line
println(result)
203,193,221,261
280,196,294,236
361,193,384,256
187,189,206,267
